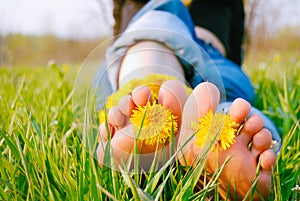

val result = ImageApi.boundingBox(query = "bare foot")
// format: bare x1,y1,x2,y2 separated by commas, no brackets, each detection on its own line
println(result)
97,80,188,170
177,82,276,200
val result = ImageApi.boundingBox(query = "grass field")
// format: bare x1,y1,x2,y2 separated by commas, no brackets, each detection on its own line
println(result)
0,43,299,200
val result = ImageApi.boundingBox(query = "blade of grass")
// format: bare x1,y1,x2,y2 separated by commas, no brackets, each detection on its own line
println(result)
154,167,173,201
14,133,34,200
120,166,141,201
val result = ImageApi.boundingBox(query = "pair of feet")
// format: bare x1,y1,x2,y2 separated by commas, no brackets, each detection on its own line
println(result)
97,80,276,200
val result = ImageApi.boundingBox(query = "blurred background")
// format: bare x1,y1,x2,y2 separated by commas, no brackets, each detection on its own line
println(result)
0,0,299,66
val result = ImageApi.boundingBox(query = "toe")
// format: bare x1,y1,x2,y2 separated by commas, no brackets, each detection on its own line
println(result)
181,82,220,132
251,128,272,157
118,95,136,116
97,142,107,167
158,80,188,123
99,123,113,142
178,82,220,166
253,149,276,199
256,170,272,199
108,106,126,128
238,114,265,146
260,149,276,171
98,125,136,169
132,86,152,106
98,123,112,167
228,98,251,124
192,82,220,117
111,125,135,153
111,125,136,167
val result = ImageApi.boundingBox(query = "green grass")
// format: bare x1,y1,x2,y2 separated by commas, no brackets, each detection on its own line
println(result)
0,50,299,200
1,34,102,66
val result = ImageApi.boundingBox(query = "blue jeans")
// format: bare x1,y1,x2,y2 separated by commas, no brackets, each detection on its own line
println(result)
96,0,281,152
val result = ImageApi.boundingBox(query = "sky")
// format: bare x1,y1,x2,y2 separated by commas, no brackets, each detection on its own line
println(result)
249,0,300,37
0,0,114,40
0,0,300,40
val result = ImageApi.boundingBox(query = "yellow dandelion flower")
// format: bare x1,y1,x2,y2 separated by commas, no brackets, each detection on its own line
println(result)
99,110,106,123
192,110,237,150
273,55,281,63
130,101,178,146
61,64,69,73
99,74,192,124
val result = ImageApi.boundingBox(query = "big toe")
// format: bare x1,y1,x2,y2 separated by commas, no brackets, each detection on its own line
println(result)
178,82,220,165
183,82,220,125
158,80,188,123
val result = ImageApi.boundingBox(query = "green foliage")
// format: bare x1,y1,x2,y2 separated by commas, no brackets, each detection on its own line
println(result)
0,50,299,200
1,34,103,66
246,50,300,201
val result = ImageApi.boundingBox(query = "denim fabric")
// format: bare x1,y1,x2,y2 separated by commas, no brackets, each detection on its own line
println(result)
96,0,281,149
196,41,255,103
108,0,254,102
